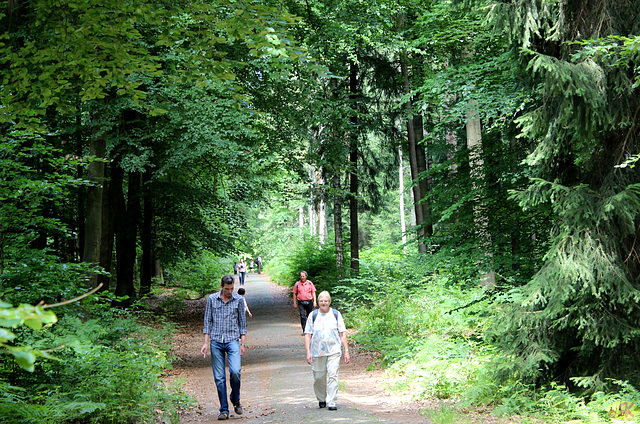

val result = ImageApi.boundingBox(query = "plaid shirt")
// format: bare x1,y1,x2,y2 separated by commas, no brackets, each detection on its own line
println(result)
203,291,247,343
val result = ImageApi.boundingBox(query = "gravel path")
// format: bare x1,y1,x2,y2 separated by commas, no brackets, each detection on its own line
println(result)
163,272,431,424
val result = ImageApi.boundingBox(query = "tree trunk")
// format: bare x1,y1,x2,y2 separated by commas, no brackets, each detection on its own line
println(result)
82,127,106,287
349,60,359,274
399,148,407,249
414,115,433,237
317,169,327,243
401,53,427,254
114,168,141,306
154,259,164,284
308,165,317,236
140,170,153,297
76,118,85,262
97,163,117,292
299,205,305,235
466,100,495,286
333,173,345,278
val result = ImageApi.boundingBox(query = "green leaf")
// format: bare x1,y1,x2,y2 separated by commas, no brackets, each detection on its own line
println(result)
23,317,43,330
0,328,16,343
11,349,37,372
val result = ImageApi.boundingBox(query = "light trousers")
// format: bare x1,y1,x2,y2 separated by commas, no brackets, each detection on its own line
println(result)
311,353,341,407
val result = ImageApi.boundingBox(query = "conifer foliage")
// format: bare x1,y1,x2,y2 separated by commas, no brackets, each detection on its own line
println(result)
488,0,640,387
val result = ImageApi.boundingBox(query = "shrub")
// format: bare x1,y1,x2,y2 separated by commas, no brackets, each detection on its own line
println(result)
266,236,338,290
0,305,191,423
163,250,231,298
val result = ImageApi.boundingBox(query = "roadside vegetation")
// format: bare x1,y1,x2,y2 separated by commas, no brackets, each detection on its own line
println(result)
266,236,640,424
0,295,191,423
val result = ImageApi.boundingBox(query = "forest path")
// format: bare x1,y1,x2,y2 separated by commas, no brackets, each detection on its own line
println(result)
163,271,431,424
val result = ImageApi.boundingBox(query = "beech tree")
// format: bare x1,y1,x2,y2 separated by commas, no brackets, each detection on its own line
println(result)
1,0,309,302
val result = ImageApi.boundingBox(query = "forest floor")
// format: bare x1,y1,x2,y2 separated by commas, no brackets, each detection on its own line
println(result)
158,272,529,424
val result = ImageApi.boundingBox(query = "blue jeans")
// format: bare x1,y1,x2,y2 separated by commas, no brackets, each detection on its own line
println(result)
210,340,242,413
239,271,246,285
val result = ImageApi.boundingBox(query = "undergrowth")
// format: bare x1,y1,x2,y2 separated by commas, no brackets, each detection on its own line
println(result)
163,251,233,298
268,240,640,423
0,296,192,424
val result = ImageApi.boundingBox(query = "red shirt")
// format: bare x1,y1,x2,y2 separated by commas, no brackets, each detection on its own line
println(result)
293,280,316,301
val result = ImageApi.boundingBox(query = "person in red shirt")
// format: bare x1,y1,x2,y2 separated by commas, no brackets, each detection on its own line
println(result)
292,271,317,334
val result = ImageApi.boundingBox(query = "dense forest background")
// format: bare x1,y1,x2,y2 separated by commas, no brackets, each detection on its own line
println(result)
1,0,639,422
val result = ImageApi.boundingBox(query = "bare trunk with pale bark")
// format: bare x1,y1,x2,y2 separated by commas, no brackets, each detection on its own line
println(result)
399,148,407,249
349,61,359,274
466,100,495,286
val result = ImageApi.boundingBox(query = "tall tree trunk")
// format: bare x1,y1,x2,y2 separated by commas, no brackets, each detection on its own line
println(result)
114,169,141,306
308,165,317,236
409,181,416,227
317,169,327,243
349,60,359,274
333,173,345,278
299,205,305,235
76,116,85,262
466,100,495,286
97,163,117,292
445,94,459,174
82,127,106,287
154,259,164,284
399,148,407,249
414,115,433,237
140,170,153,297
402,55,427,253
308,204,315,236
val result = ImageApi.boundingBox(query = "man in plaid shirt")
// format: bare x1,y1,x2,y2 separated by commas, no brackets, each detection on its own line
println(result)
201,274,247,420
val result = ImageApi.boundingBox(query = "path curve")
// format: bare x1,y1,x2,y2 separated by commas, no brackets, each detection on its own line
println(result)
163,272,430,423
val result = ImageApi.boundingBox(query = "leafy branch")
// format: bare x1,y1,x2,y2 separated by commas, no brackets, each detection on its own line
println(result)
0,283,103,372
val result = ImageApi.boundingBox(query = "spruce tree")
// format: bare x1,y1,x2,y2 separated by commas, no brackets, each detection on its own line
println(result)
488,0,640,388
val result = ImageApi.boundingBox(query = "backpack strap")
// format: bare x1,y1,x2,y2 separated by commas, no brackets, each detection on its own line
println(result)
311,308,339,325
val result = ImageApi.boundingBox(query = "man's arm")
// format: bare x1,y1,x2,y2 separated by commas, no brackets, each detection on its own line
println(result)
201,296,212,357
292,282,298,309
201,333,210,357
240,333,246,356
312,287,317,309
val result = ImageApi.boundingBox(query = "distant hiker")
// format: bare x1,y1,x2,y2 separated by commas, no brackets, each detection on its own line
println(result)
256,255,262,274
201,274,247,420
304,291,350,411
238,259,247,285
237,287,252,317
292,271,317,334
249,259,254,273
233,262,238,274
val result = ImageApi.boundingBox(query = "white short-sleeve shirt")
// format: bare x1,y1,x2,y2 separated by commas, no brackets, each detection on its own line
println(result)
304,309,346,357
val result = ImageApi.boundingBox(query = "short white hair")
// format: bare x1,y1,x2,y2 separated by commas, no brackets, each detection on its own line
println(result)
318,290,331,302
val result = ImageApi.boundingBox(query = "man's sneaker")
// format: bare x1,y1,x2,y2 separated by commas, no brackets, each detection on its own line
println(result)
217,412,229,420
233,403,243,415
328,405,337,411
319,401,327,408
